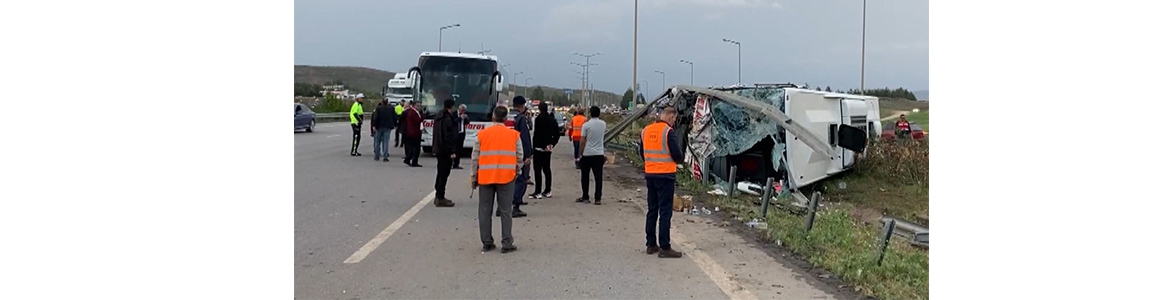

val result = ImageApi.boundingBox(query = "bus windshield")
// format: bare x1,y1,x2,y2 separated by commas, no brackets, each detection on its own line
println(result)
416,55,496,121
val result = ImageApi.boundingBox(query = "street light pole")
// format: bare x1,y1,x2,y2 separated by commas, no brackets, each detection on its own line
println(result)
438,24,460,51
861,0,867,94
654,70,665,95
525,78,532,96
679,60,694,85
632,0,638,109
722,38,741,84
573,52,602,106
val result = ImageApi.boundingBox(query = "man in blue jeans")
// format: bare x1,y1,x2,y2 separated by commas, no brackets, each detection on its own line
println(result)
499,96,532,218
639,107,685,258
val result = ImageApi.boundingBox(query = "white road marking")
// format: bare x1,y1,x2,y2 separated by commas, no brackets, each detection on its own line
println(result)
343,191,435,264
326,134,341,138
633,200,758,300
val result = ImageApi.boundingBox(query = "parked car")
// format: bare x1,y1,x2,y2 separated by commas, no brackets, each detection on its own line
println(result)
880,121,924,140
554,112,567,136
295,103,316,132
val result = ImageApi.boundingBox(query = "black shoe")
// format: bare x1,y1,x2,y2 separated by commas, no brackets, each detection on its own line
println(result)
517,201,529,206
411,164,423,167
434,198,454,207
482,244,497,252
528,193,540,199
646,246,660,255
355,153,362,156
403,160,411,166
495,210,501,217
594,199,601,205
658,248,683,258
452,166,464,170
501,245,517,253
576,197,590,203
383,158,389,162
351,153,358,156
374,155,380,161
512,207,527,218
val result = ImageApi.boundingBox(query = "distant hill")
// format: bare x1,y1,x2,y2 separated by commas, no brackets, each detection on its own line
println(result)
294,65,396,96
912,90,929,101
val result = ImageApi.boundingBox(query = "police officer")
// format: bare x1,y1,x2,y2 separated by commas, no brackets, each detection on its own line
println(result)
640,107,685,258
349,94,365,156
472,106,523,253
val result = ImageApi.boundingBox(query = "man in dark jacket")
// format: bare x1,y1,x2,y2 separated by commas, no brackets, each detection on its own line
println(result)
371,100,398,161
529,102,559,199
402,100,424,167
431,99,459,207
505,96,532,218
451,104,471,170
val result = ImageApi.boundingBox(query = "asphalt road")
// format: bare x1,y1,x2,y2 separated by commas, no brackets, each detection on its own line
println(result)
295,121,850,299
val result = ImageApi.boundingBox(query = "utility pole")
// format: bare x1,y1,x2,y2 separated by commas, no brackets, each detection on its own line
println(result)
524,78,532,96
632,0,638,108
722,38,741,84
654,70,665,95
573,52,602,106
861,0,867,94
679,60,694,85
438,23,459,51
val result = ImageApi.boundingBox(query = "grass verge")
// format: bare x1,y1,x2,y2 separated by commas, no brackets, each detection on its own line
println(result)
676,173,929,300
904,111,929,131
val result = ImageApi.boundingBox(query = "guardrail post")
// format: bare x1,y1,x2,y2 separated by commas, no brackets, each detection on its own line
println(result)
877,218,896,266
760,177,774,218
804,191,821,232
728,166,737,198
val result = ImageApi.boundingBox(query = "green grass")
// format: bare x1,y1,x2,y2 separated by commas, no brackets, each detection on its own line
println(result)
674,173,929,300
903,111,929,131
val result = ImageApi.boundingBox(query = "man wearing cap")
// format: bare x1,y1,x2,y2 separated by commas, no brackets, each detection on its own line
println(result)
500,96,532,218
349,95,365,156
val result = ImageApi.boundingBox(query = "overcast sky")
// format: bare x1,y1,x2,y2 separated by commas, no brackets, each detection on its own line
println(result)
295,0,928,95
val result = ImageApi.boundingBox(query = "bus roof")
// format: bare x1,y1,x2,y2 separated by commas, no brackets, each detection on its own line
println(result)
419,52,498,61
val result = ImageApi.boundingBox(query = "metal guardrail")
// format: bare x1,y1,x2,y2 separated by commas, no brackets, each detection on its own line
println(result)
313,112,373,122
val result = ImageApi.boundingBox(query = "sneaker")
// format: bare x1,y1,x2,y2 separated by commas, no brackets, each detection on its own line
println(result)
528,193,540,199
646,246,660,255
541,192,552,198
501,245,517,253
374,155,380,161
658,248,683,258
482,244,497,252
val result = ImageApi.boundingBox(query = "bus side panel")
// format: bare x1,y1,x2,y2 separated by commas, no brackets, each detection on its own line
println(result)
784,91,844,188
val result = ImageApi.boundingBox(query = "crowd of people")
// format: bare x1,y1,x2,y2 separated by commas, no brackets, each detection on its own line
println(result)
344,95,685,258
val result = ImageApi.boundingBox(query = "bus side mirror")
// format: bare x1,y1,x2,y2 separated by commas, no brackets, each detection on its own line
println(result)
407,67,422,89
493,72,503,92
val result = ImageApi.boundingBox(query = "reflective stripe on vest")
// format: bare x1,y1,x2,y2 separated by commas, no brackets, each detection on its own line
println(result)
476,124,519,185
571,115,586,141
641,122,677,174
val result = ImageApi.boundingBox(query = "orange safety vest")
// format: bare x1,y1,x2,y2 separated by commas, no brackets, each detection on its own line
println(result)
570,115,586,141
641,121,677,174
476,124,520,185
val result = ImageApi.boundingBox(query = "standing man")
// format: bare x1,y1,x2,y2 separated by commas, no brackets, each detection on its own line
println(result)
431,99,459,207
576,106,607,205
402,100,424,167
349,95,365,156
451,104,471,170
371,99,397,161
506,96,532,218
567,108,587,169
529,102,559,199
472,106,522,253
394,101,406,147
640,107,685,258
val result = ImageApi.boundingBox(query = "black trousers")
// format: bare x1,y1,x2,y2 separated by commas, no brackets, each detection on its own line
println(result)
394,127,403,147
435,154,452,199
533,151,553,194
580,155,605,200
350,124,362,154
403,137,421,165
452,132,466,167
